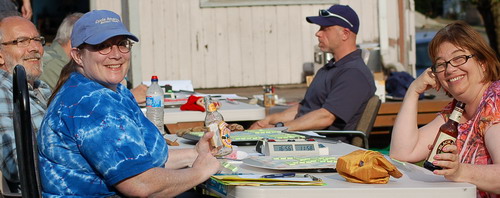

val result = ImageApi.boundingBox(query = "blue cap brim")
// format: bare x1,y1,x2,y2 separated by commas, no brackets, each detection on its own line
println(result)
306,16,342,27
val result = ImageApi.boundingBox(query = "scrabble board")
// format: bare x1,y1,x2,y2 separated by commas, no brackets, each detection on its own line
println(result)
242,155,339,172
182,129,305,145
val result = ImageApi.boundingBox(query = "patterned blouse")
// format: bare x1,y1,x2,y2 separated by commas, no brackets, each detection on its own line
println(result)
440,80,500,198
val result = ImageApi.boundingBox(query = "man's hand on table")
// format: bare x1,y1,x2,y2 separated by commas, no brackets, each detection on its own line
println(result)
249,120,274,129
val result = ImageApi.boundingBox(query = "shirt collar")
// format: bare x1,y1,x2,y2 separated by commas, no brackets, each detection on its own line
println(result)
325,49,363,69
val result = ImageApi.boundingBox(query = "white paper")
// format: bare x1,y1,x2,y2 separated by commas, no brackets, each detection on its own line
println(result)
294,131,326,138
142,80,194,92
196,94,248,100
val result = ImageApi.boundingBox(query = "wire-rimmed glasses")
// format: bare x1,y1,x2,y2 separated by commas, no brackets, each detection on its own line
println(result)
88,39,134,55
1,36,46,47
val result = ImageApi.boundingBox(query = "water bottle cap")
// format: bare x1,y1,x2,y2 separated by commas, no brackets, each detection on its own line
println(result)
151,76,158,81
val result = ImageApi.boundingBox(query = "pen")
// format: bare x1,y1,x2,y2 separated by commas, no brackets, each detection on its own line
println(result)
261,173,296,178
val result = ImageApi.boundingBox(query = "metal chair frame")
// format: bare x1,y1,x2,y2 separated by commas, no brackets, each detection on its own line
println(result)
11,65,41,198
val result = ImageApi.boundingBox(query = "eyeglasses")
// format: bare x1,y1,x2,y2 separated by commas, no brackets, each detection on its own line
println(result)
88,39,134,55
1,36,46,47
431,54,475,73
318,9,354,28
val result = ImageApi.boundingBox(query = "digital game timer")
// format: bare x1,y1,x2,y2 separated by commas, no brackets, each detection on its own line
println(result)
256,138,328,156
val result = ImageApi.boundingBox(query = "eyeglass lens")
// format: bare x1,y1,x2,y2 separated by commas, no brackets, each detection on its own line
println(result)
319,10,329,16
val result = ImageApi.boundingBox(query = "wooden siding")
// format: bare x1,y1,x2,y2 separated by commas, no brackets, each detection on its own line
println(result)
92,0,411,89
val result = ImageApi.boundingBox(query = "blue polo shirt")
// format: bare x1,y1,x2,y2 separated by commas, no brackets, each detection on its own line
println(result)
38,72,168,197
298,49,376,130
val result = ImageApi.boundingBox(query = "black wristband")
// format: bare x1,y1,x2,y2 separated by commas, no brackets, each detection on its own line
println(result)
275,122,284,127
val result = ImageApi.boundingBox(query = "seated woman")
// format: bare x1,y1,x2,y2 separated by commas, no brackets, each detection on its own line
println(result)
389,21,500,197
37,10,220,197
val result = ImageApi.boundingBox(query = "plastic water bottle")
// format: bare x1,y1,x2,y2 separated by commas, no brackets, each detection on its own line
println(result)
146,76,165,134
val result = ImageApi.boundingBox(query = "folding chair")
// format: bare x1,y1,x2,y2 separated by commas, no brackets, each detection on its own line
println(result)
351,95,382,148
294,95,381,149
11,65,41,198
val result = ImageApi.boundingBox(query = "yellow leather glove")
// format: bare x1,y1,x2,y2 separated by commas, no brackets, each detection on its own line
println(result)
336,150,403,184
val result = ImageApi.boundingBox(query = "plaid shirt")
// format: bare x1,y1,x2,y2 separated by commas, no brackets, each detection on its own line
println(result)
0,69,51,183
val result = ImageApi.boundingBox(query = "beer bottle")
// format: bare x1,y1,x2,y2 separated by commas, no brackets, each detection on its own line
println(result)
423,101,465,171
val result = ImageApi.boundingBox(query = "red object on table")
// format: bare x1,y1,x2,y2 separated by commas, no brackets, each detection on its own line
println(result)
180,95,206,112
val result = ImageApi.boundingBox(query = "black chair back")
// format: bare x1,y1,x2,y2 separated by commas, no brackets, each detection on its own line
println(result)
12,65,41,198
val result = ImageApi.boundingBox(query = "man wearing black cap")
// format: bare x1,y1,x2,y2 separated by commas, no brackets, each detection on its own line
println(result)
250,5,376,136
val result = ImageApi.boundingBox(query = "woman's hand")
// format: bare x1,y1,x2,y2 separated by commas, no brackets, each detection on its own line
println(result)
193,132,221,174
408,68,441,96
432,144,463,181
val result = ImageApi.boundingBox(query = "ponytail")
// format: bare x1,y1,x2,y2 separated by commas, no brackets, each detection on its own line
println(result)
47,59,79,106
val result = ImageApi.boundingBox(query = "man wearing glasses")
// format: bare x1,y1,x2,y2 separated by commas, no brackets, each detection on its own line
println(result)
0,16,50,192
250,5,376,140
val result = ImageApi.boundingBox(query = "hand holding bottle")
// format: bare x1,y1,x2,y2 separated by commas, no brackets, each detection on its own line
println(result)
424,101,464,171
193,131,222,176
429,144,463,181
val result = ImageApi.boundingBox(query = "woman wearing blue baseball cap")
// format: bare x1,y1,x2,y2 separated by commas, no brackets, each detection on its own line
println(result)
37,10,220,197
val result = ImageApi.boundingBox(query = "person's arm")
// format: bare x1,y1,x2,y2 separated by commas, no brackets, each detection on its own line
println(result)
282,107,335,131
130,84,147,104
390,68,445,162
114,132,221,197
249,104,299,129
432,124,500,194
21,0,32,19
163,148,197,169
0,86,20,183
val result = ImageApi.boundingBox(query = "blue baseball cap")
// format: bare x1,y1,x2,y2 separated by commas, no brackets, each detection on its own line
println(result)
71,10,139,48
306,4,360,34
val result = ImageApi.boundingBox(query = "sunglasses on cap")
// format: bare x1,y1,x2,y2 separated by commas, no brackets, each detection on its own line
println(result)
319,9,354,28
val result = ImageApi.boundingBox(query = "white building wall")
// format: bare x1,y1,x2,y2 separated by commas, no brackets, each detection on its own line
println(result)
91,0,414,89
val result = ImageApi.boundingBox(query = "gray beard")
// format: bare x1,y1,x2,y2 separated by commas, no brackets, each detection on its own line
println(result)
5,62,43,83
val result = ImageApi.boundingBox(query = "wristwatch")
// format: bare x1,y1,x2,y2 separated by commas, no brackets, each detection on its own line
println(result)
275,122,284,127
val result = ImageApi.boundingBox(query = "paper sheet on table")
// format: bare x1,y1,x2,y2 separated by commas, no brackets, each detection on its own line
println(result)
294,131,327,138
142,80,194,92
210,174,324,186
196,94,248,100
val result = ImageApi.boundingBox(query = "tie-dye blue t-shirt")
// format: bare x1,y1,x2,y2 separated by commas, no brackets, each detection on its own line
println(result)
38,72,168,197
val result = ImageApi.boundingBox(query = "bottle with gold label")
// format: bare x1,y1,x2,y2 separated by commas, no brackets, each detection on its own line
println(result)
263,85,275,107
424,100,465,171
